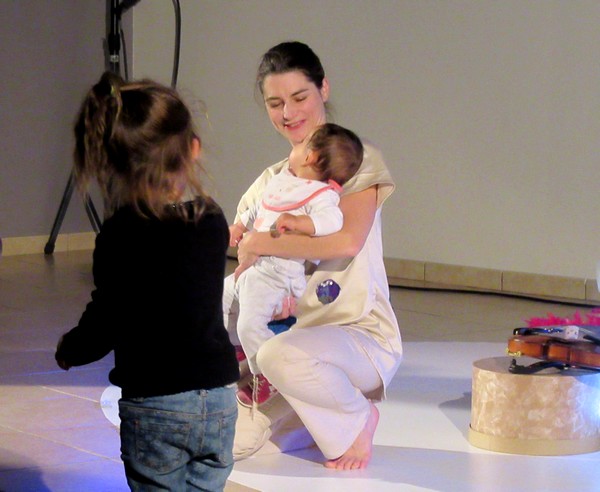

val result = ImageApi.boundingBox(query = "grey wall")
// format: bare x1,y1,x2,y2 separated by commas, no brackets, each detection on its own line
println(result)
133,0,600,279
0,0,132,239
2,1,598,280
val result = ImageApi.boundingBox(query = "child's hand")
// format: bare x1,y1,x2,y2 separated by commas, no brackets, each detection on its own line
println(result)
272,213,315,237
273,213,298,235
55,336,71,371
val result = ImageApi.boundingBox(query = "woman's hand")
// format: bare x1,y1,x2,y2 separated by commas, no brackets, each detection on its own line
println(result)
234,231,260,280
229,222,247,248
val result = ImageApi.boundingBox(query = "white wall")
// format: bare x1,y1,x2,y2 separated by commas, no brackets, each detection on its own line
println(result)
133,0,600,279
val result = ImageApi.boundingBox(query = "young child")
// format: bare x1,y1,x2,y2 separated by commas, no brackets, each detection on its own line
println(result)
55,72,239,491
223,123,363,407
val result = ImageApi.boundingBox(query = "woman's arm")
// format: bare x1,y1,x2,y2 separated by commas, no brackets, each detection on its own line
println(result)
238,185,377,265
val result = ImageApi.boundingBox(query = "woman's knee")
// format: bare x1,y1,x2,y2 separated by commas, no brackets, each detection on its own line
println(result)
256,335,286,377
256,333,312,389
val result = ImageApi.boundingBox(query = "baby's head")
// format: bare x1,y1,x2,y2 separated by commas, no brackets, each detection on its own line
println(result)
306,123,363,186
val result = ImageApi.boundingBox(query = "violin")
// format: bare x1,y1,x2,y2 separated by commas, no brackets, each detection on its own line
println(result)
507,334,600,371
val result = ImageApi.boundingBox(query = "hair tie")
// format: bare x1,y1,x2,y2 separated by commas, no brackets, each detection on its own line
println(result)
108,83,122,129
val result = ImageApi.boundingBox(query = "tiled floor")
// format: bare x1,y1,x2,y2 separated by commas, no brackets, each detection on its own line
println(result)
1,250,600,491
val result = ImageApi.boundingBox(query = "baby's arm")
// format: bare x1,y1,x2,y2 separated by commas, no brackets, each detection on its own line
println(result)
273,213,315,237
273,189,343,238
303,189,344,237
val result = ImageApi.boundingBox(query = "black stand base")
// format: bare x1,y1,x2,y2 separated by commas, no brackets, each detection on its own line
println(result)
44,171,101,255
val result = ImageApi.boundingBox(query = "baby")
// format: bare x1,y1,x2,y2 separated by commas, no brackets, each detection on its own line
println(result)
223,123,364,407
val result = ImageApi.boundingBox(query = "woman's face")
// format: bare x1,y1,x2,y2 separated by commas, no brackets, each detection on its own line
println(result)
262,71,329,146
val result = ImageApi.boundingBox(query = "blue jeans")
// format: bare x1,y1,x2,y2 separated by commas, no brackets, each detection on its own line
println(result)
119,385,237,491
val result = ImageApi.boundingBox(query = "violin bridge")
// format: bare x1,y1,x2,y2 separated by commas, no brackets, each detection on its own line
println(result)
564,325,579,340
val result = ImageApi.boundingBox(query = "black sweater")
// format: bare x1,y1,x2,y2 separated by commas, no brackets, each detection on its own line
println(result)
56,201,239,398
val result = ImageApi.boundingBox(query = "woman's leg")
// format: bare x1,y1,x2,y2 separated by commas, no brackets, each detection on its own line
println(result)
257,326,387,468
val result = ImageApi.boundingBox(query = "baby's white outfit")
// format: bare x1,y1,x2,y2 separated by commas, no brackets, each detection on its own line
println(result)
223,167,343,374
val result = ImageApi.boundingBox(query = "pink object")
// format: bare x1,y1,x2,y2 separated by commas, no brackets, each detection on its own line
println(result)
527,308,600,327
237,374,279,407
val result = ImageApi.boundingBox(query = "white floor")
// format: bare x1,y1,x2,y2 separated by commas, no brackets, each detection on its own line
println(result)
227,341,600,492
2,250,600,491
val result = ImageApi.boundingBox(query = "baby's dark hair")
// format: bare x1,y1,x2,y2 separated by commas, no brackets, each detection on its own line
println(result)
307,123,363,186
73,71,208,219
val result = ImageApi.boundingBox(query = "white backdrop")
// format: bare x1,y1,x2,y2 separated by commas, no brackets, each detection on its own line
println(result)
132,0,600,279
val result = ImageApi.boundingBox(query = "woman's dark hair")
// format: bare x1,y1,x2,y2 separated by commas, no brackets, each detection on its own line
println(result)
308,123,363,186
256,41,326,95
73,71,209,220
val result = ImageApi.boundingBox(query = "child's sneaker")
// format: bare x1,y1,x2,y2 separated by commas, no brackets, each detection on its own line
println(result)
235,345,247,362
237,374,278,407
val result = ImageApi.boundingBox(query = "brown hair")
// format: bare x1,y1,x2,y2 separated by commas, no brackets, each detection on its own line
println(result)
256,41,326,96
73,71,209,220
307,123,363,186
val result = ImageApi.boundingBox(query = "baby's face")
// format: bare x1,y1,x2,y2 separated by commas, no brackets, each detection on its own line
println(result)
304,147,318,166
296,149,322,181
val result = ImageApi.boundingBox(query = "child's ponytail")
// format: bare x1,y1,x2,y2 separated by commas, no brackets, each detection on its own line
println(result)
74,71,124,199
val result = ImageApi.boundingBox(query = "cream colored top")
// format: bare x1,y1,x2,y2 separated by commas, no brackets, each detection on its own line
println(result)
235,142,402,387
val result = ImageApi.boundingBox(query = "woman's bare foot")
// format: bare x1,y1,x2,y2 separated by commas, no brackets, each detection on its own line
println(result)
324,402,379,470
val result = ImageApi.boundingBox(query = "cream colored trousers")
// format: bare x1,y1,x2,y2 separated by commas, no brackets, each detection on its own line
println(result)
257,325,389,459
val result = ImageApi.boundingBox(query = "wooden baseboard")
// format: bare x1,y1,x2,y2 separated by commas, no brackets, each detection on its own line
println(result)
1,233,96,256
3,236,598,304
384,258,600,305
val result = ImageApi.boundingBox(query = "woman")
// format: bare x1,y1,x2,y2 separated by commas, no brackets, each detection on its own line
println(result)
233,41,402,471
